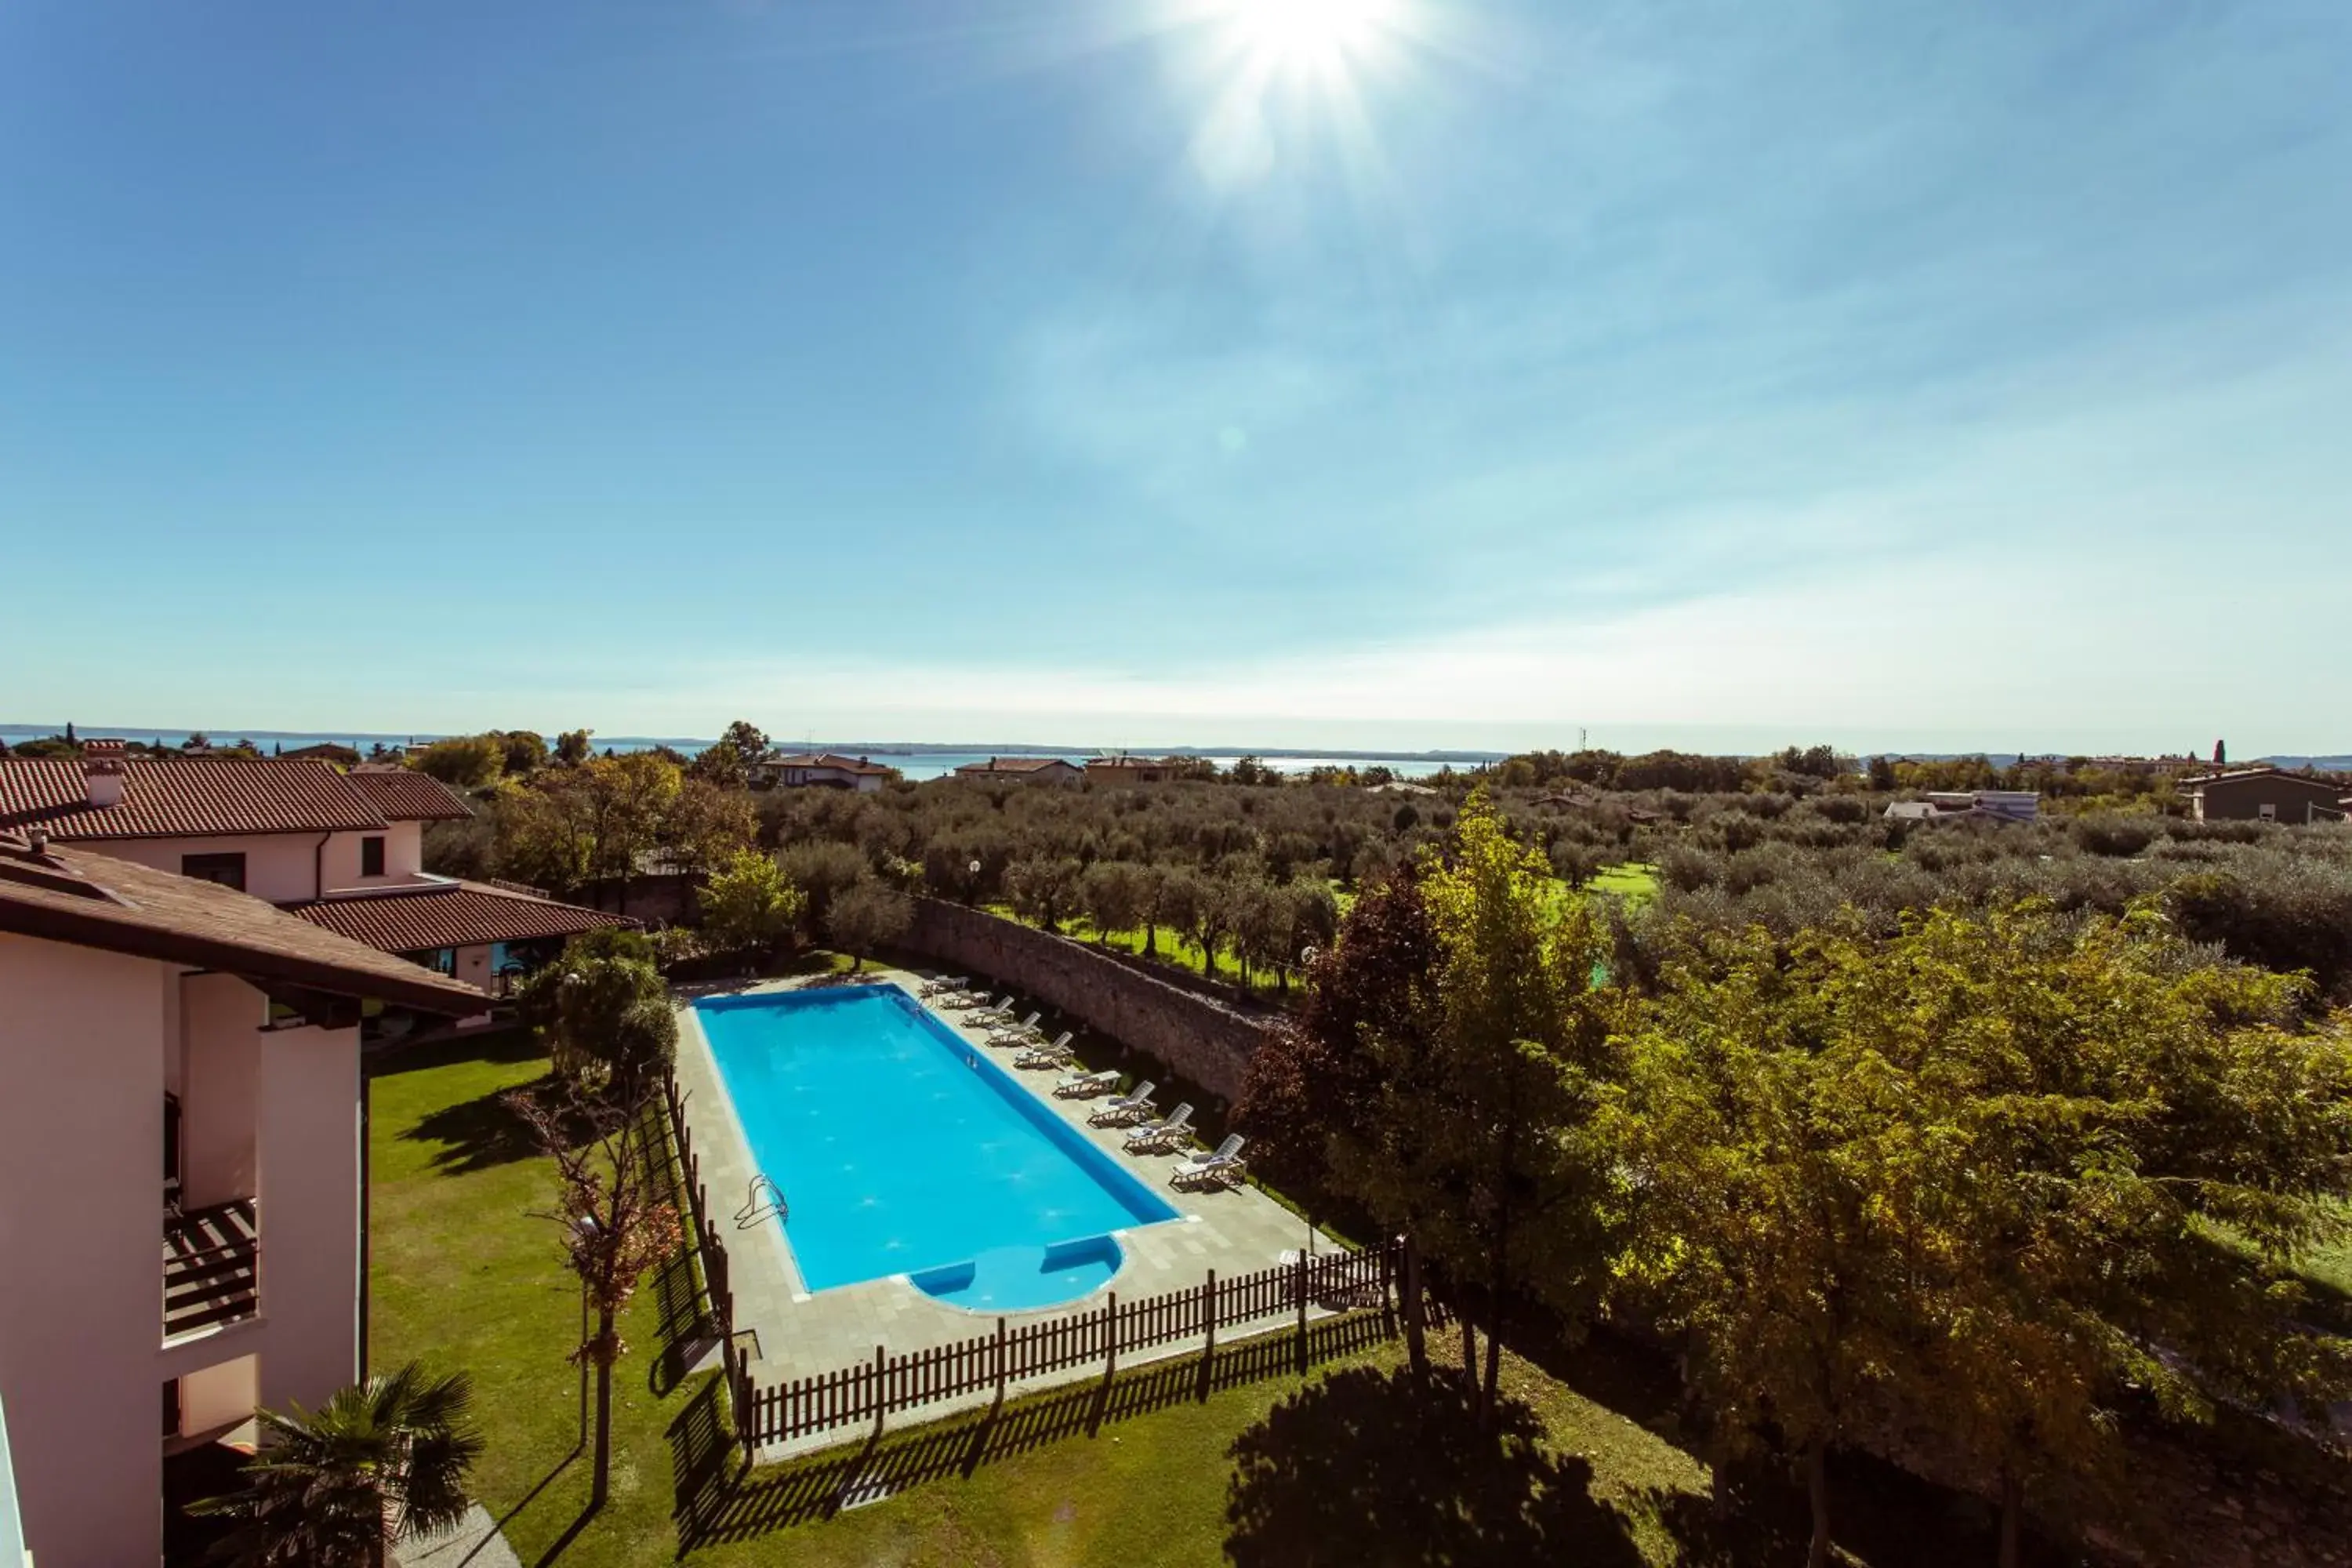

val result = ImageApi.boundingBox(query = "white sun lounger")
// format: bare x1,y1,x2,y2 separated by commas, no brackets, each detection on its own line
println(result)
1171,1134,1247,1189
1014,1032,1076,1068
1089,1080,1156,1127
966,996,1016,1022
1054,1068,1120,1099
918,975,970,998
985,1011,1043,1044
1123,1102,1194,1153
945,991,1005,1013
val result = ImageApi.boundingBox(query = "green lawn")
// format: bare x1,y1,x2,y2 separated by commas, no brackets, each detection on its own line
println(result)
1588,862,1660,902
982,903,1301,999
369,1033,2054,1567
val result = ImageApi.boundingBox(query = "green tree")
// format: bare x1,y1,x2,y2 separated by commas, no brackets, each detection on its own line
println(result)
1079,860,1145,945
1403,791,1619,1425
495,729,549,776
1612,933,1928,1568
506,1083,681,1514
191,1362,482,1568
699,850,805,966
407,735,504,789
688,719,768,786
1613,904,2352,1568
825,878,912,970
554,728,594,766
1007,856,1083,932
1237,870,1442,1376
659,776,757,878
778,840,869,938
1869,906,2352,1565
515,930,677,1102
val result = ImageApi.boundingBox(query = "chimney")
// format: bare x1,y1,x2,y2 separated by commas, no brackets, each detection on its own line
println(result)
84,739,127,809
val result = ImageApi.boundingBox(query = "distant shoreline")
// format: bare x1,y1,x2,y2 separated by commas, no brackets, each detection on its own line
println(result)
0,724,1505,764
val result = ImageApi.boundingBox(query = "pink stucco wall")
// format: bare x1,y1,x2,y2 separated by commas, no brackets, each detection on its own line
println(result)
66,819,428,904
0,931,365,1566
0,935,169,1567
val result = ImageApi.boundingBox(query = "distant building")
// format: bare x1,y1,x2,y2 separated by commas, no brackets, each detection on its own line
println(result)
953,757,1084,786
752,753,900,793
1887,790,2040,824
1083,756,1183,785
278,741,361,768
2180,767,2347,823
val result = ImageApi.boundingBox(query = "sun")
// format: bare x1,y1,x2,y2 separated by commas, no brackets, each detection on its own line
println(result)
1222,0,1404,72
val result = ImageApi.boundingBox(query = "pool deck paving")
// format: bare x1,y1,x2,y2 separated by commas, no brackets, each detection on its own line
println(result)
669,966,1348,1457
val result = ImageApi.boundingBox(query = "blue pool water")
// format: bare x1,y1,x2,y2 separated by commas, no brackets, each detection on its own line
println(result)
693,985,1181,1310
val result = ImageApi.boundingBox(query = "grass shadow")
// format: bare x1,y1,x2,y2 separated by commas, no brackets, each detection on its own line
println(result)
366,1025,543,1081
1640,1447,2085,1568
1221,1364,1644,1568
397,1072,586,1175
670,1313,1398,1551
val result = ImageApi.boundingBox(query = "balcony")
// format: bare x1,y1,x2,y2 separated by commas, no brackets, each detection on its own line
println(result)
165,1200,257,1339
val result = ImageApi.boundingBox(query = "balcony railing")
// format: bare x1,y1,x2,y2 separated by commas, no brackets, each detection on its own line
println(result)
165,1200,257,1338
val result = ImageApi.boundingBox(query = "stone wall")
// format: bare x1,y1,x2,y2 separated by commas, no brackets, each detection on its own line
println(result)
901,898,1276,1104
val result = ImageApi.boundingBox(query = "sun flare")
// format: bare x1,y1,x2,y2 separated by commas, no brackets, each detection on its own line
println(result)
1222,0,1403,71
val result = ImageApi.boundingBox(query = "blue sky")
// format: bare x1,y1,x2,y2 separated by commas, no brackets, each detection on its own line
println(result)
3,0,2347,753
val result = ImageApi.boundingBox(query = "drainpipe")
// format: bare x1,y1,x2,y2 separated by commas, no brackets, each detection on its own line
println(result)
314,832,332,901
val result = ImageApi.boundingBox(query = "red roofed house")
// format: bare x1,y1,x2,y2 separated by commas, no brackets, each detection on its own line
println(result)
751,752,901,793
0,827,481,1565
952,756,1085,786
0,745,626,1001
1082,755,1182,785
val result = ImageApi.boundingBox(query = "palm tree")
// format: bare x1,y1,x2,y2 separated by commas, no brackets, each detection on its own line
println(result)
191,1362,484,1568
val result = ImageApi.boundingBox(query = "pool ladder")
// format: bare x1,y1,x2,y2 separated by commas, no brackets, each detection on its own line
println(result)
735,1174,788,1229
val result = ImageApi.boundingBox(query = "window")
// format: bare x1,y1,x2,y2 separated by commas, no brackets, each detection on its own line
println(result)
360,835,387,877
2259,804,2278,822
180,852,246,891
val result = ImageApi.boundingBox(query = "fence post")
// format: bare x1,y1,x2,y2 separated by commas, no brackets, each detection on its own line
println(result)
1197,1269,1216,1403
1103,1292,1119,1383
733,1339,755,1468
1401,1232,1428,1377
993,1315,1008,1408
1294,1250,1311,1376
873,1343,888,1440
1381,1236,1397,1338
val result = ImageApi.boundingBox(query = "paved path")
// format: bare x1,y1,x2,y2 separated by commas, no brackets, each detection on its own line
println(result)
392,1503,521,1568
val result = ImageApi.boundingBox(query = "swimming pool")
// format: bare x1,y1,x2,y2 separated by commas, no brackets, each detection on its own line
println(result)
692,985,1181,1311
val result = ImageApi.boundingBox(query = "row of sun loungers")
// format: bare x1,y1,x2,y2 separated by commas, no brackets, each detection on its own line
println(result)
916,975,1249,1188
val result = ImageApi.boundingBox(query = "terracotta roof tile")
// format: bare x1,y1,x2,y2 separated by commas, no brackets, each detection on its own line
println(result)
344,768,475,822
289,883,629,953
0,838,483,1014
954,757,1082,775
0,757,388,840
769,753,898,777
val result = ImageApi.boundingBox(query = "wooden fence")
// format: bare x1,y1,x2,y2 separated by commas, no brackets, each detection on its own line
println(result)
662,1071,742,1410
736,1240,1405,1454
662,1069,1414,1461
